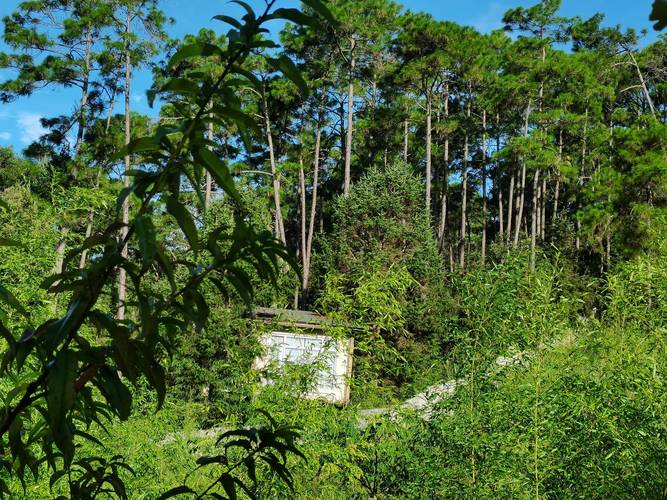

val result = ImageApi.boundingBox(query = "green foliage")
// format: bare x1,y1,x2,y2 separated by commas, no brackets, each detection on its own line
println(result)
0,1,336,497
0,186,59,325
0,0,666,498
448,248,582,360
606,236,667,328
318,161,449,327
316,161,452,401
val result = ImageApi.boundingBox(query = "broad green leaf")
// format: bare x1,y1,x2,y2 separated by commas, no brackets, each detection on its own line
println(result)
0,238,22,247
220,473,237,500
212,105,261,136
161,77,200,96
270,8,319,27
97,367,132,421
143,358,166,410
168,42,222,69
114,136,159,160
195,147,242,203
301,0,338,26
166,196,199,256
212,14,242,28
0,284,28,318
268,55,309,98
155,243,176,292
73,429,104,448
651,0,667,30
156,486,196,500
135,215,157,266
45,349,77,434
230,65,262,90
230,0,255,22
226,267,253,306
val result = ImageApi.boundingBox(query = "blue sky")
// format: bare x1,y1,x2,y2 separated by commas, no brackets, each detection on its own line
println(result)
0,0,659,153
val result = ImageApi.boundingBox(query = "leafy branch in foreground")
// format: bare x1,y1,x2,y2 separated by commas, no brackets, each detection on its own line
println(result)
159,412,305,500
0,0,333,497
651,0,667,30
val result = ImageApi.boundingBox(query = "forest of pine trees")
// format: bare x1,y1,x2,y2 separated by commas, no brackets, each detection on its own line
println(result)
0,0,665,497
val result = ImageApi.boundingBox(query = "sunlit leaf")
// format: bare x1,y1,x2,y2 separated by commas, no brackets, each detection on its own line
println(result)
268,55,309,98
135,215,157,267
168,42,222,69
166,196,199,256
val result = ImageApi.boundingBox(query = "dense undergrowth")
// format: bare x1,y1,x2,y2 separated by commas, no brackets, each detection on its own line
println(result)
4,162,667,498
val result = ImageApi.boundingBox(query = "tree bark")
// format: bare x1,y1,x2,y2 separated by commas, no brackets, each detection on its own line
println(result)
303,125,322,291
531,169,541,271
425,93,432,214
263,90,286,244
205,117,213,209
552,127,562,228
74,29,93,159
506,169,515,246
514,162,527,247
481,110,487,266
403,116,409,162
605,229,611,271
459,102,470,269
299,158,307,285
513,101,531,247
437,84,450,249
343,37,355,196
79,87,117,270
540,173,547,240
576,108,589,251
536,182,542,241
496,113,503,241
54,28,93,284
627,50,657,119
117,9,132,321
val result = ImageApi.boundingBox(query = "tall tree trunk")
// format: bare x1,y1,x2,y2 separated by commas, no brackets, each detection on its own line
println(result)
514,163,526,247
552,128,563,228
506,169,515,246
459,102,470,269
74,29,92,159
52,230,68,280
343,38,355,196
117,10,132,321
481,110,487,266
205,117,213,209
605,227,611,271
496,113,503,241
425,93,432,214
299,158,307,287
403,116,409,162
513,101,531,247
627,50,657,119
263,90,286,244
303,124,322,291
540,173,547,240
53,28,93,289
437,84,450,249
79,87,117,270
576,107,589,251
437,157,449,251
536,182,542,241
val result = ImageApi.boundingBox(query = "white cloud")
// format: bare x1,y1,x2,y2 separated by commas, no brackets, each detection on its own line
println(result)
0,132,10,141
132,93,143,104
17,113,48,144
